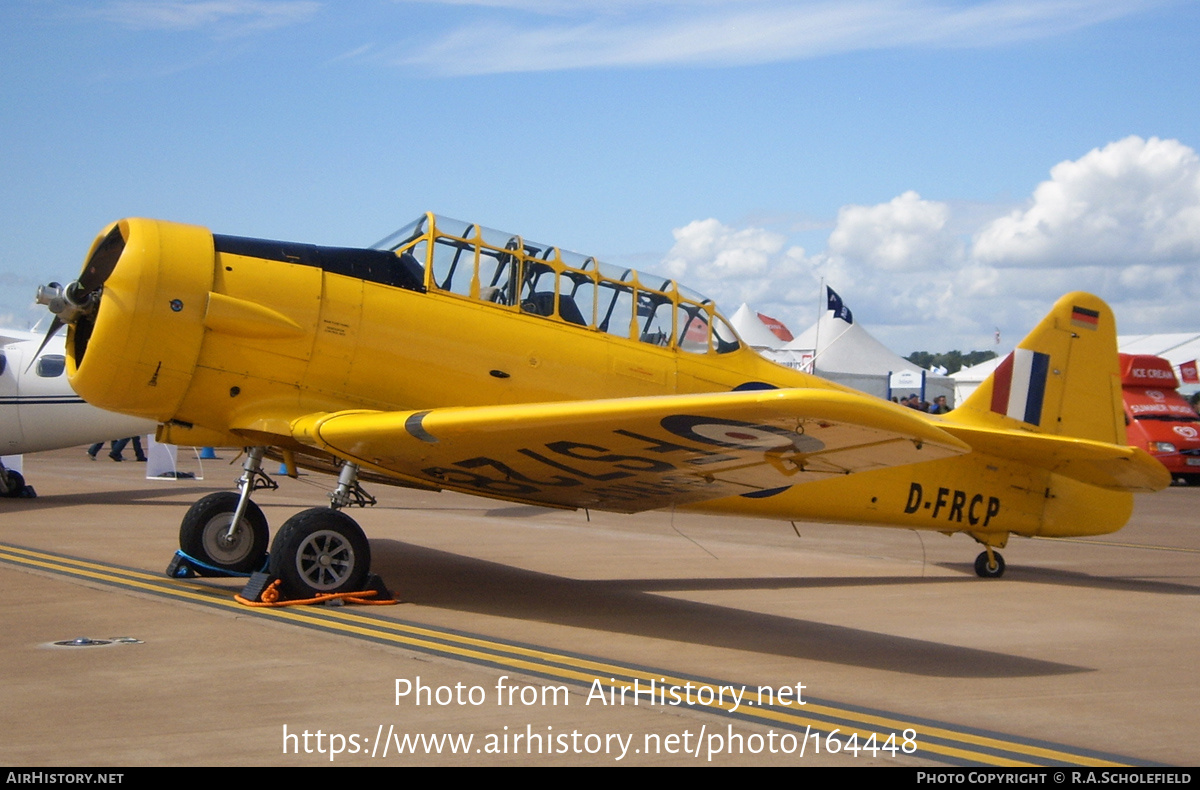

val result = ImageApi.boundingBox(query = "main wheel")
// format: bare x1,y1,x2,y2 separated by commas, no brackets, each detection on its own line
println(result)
179,492,269,573
0,469,25,498
268,508,370,598
974,550,1005,578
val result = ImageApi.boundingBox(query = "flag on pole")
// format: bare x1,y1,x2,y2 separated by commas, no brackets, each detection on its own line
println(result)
756,312,794,342
1180,360,1199,385
826,287,853,324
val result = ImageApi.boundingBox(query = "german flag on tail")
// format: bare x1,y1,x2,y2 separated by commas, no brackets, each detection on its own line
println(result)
1071,305,1100,331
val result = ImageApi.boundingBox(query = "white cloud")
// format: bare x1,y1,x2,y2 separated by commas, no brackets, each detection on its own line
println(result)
973,136,1200,267
662,136,1200,352
661,218,807,309
664,218,786,278
94,0,320,34
827,191,961,272
788,191,972,343
393,0,1164,75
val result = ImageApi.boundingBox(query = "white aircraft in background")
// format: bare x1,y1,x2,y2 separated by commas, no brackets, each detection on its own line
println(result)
1,328,154,496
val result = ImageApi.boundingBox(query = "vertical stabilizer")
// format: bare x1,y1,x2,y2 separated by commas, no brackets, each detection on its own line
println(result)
953,293,1125,444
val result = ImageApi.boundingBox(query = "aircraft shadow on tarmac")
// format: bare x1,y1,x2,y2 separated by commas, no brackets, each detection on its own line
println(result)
0,487,212,509
370,539,1088,680
942,563,1200,597
474,504,1200,598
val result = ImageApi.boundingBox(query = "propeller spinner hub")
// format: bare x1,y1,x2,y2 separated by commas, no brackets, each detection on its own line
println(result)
35,281,94,325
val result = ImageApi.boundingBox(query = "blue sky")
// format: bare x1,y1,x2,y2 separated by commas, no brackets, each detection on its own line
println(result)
2,0,1198,354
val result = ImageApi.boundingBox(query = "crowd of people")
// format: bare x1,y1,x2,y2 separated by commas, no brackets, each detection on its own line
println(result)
895,394,952,414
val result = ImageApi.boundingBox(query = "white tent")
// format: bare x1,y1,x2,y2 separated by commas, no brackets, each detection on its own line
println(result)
763,310,953,403
729,303,789,350
1117,333,1200,361
950,355,1003,405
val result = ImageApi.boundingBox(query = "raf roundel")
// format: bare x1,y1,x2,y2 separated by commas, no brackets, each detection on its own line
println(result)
659,415,825,453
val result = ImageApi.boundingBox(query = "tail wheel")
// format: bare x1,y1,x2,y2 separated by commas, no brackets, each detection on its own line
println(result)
179,491,269,572
269,508,370,598
974,550,1005,578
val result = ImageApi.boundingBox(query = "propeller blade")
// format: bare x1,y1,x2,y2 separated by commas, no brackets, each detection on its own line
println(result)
25,317,64,373
77,225,125,295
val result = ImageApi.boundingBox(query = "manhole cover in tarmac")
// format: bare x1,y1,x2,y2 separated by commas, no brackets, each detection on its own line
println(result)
45,636,143,648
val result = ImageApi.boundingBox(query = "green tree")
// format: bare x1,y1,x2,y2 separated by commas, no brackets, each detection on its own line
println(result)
904,350,997,375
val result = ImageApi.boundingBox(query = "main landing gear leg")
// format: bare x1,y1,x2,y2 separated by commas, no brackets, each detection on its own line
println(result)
329,461,378,510
177,447,274,574
268,461,376,598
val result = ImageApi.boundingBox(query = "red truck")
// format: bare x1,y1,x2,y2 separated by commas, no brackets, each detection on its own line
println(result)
1120,353,1200,484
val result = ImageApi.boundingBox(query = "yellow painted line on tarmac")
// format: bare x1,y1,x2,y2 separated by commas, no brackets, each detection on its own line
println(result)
0,541,1154,768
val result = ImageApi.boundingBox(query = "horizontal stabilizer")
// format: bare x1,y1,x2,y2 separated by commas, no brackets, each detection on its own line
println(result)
940,423,1170,492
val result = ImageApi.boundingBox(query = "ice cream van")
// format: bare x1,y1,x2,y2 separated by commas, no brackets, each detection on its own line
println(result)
1120,353,1200,484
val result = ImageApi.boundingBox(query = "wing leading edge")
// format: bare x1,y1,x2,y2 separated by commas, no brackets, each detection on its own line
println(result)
289,389,970,513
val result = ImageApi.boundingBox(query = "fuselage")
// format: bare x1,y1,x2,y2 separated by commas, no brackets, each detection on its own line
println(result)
60,215,1137,543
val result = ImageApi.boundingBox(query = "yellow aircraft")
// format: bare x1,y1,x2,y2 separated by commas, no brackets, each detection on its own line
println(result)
35,214,1168,597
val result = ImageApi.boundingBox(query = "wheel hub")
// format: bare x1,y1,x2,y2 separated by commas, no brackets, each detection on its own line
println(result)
296,530,355,590
203,516,251,563
268,507,370,597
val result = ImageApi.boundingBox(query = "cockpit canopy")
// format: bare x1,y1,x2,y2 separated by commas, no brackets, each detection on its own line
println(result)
373,214,741,354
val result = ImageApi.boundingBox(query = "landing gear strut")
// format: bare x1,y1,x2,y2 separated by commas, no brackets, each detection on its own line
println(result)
173,452,379,599
176,447,274,574
179,491,268,573
267,461,375,599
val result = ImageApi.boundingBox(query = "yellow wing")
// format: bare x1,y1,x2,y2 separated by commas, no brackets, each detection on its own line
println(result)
289,388,970,513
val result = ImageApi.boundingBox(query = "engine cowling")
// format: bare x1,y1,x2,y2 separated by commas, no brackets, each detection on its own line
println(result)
67,218,214,422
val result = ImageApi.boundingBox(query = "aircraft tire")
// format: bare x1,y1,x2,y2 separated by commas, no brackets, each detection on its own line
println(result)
0,470,25,497
974,550,1005,578
179,492,269,573
268,507,370,598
